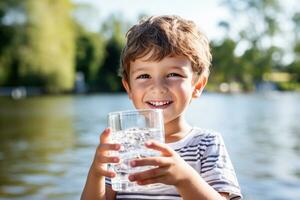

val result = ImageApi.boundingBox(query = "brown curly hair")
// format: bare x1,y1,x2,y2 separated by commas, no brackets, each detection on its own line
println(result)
119,15,212,82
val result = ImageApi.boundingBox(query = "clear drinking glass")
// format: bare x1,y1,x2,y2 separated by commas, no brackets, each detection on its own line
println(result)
107,109,165,191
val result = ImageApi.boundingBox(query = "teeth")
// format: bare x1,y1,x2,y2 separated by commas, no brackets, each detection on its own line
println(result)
149,101,170,106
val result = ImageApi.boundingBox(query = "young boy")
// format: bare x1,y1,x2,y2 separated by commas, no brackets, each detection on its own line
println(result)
81,15,242,200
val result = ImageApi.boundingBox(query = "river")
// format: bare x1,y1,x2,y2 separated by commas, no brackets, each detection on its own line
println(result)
0,92,300,200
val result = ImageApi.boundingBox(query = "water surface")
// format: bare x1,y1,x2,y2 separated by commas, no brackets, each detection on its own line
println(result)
0,93,300,200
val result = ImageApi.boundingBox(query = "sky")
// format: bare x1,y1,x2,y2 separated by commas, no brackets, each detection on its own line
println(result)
73,0,230,40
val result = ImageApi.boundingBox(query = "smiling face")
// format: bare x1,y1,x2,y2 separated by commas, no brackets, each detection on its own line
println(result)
122,55,207,130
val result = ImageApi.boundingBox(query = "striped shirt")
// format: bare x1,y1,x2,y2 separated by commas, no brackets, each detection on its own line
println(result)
106,128,242,199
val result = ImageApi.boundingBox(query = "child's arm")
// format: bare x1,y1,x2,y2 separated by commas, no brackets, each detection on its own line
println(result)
81,128,119,200
128,141,227,200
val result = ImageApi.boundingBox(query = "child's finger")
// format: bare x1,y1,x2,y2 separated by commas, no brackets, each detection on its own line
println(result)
95,167,116,178
136,175,166,185
97,143,120,153
130,156,170,167
99,128,112,144
98,155,120,164
145,140,173,156
128,166,167,182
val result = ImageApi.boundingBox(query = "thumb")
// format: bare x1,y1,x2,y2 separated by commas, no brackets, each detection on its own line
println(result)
145,140,173,157
99,128,112,144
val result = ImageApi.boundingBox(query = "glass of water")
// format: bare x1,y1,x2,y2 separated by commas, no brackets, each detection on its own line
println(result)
107,109,165,192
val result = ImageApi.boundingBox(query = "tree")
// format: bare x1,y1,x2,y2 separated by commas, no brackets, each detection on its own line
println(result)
21,0,75,92
213,0,289,90
0,0,26,86
75,25,105,87
288,12,300,82
211,39,239,83
96,15,127,92
0,0,76,92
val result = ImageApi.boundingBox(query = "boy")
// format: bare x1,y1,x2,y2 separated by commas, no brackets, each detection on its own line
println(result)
81,15,242,200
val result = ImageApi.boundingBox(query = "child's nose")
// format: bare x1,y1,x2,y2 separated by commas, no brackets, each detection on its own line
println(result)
149,78,168,94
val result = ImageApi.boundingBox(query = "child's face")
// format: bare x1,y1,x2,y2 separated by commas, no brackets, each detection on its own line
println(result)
122,54,206,124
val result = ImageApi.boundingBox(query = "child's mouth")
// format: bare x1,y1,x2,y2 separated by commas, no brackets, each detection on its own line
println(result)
146,100,173,109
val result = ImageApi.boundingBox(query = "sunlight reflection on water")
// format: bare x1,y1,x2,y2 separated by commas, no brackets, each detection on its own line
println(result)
0,93,300,199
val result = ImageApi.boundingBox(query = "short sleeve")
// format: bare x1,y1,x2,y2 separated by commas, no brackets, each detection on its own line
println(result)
200,132,242,199
105,177,112,187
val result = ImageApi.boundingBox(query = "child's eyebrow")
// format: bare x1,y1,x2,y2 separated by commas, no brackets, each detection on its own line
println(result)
131,65,188,74
169,66,185,70
131,66,148,75
168,66,190,72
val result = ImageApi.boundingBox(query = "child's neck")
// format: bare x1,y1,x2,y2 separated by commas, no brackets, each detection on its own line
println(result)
164,118,192,143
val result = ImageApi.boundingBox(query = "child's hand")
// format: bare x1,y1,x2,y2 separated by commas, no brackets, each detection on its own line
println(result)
90,128,120,178
128,140,194,187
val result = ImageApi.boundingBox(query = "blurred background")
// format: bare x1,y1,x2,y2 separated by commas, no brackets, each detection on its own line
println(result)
0,0,300,199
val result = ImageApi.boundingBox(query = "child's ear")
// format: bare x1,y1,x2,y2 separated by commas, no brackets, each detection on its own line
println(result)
192,76,207,98
122,79,132,99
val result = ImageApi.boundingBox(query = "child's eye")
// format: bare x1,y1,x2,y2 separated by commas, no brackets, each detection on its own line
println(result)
136,74,150,79
167,73,182,78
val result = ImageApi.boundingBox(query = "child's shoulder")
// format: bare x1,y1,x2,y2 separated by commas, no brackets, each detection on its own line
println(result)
187,128,229,153
192,127,222,140
170,127,223,150
187,127,227,147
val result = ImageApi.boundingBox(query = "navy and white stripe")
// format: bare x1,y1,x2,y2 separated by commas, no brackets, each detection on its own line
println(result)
106,128,242,200
116,192,181,200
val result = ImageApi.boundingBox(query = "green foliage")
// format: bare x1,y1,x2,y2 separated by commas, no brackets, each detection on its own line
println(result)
1,0,300,93
292,12,300,36
211,39,254,91
211,39,238,83
95,15,127,92
0,0,26,86
214,0,299,91
287,42,300,82
22,0,75,92
96,35,124,92
0,0,75,92
75,25,105,86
